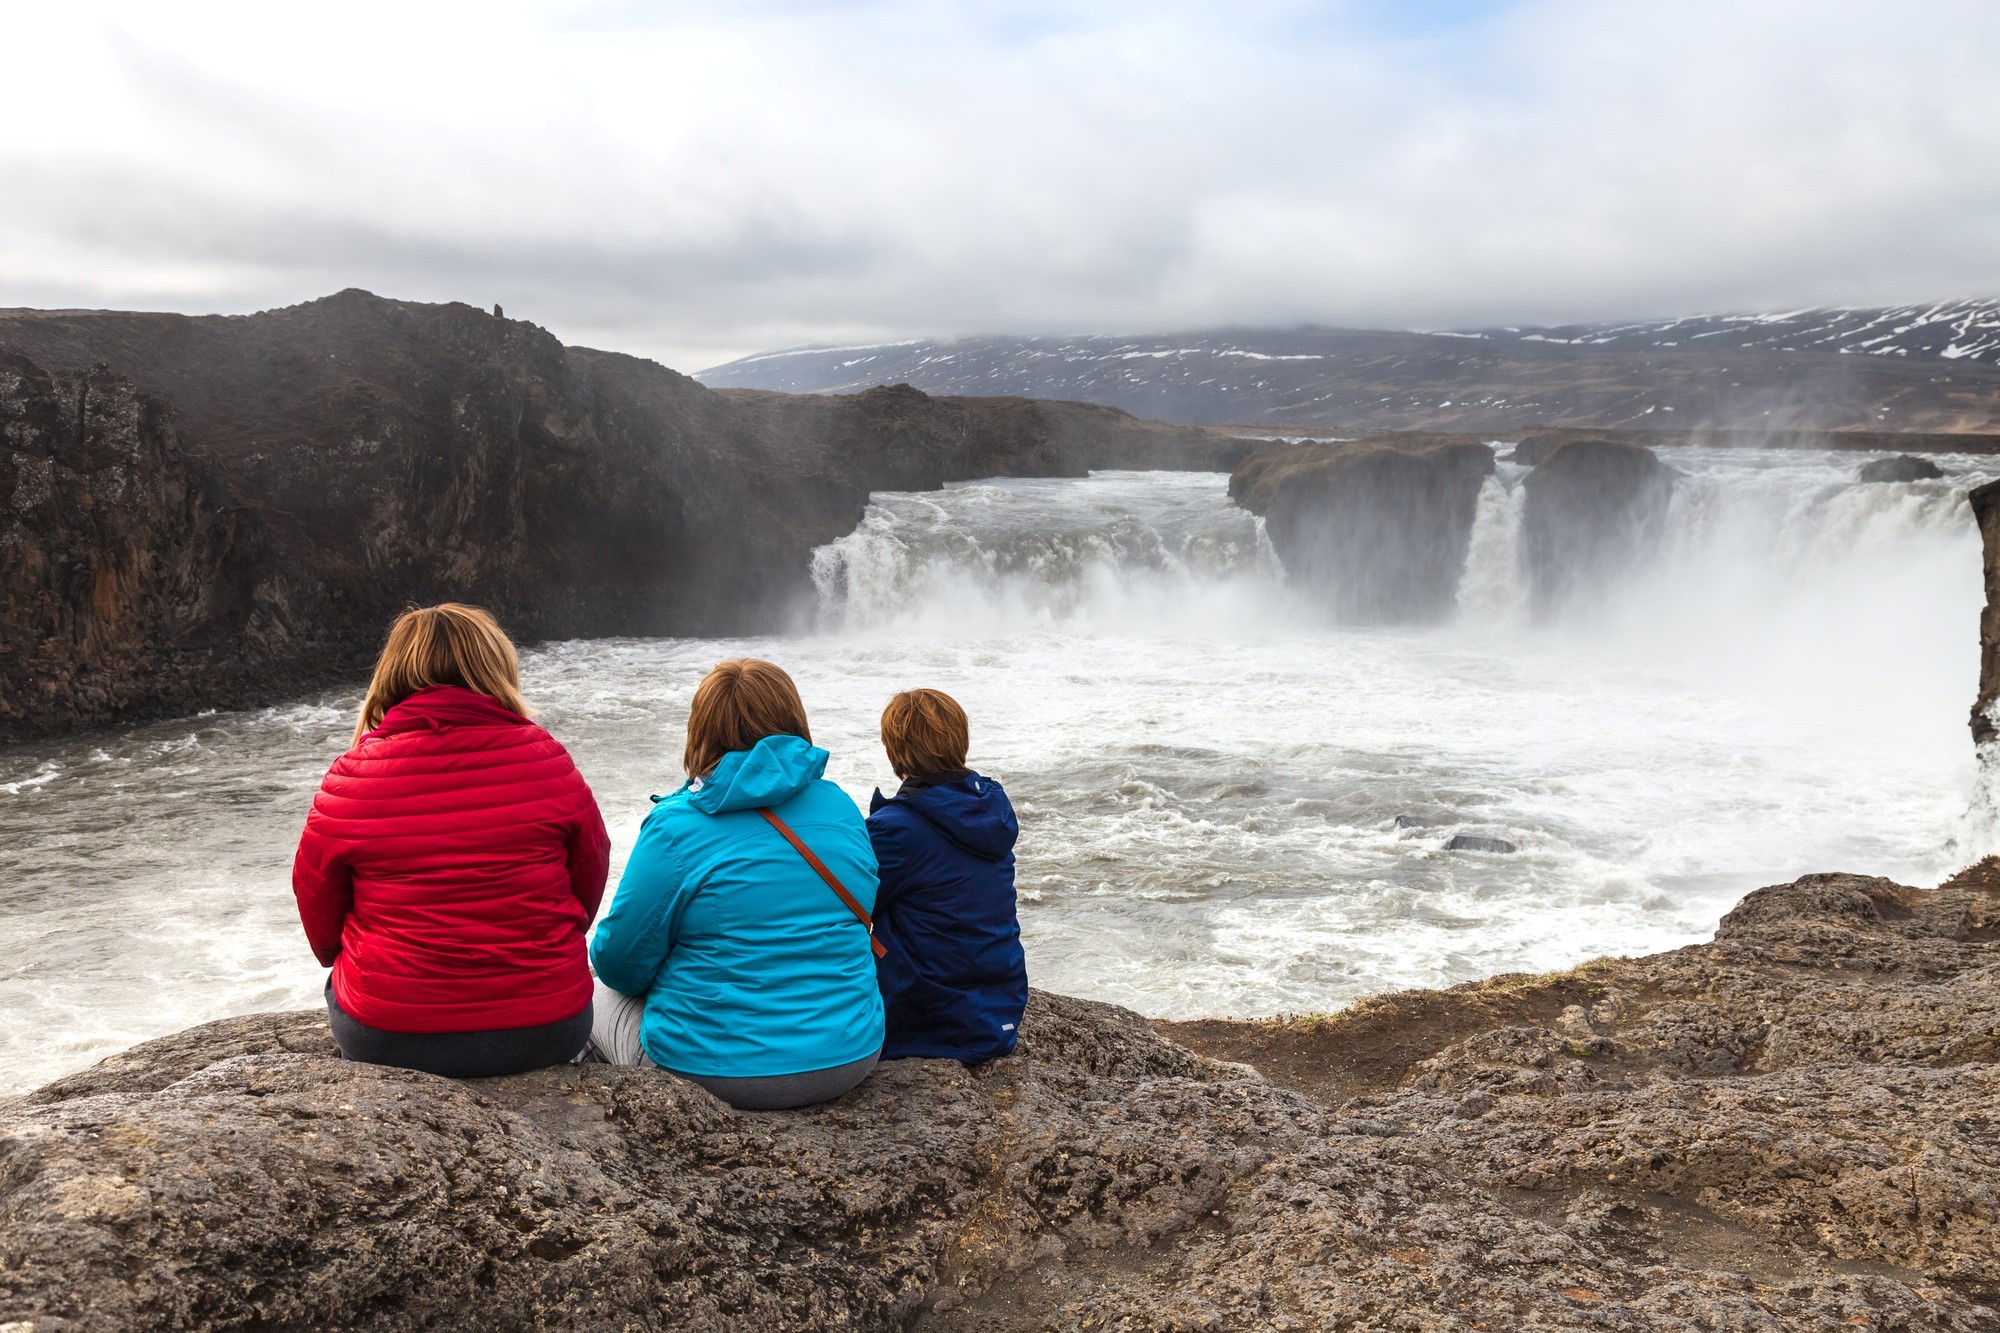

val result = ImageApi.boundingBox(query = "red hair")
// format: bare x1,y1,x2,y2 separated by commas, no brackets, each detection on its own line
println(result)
684,659,812,778
880,688,969,779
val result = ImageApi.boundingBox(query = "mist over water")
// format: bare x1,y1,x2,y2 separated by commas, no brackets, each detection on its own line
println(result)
0,454,1991,1095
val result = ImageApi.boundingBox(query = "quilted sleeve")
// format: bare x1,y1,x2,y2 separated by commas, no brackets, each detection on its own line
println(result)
566,773,613,919
291,775,355,967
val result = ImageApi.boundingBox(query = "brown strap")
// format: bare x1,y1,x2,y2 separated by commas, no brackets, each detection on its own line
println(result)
759,808,887,958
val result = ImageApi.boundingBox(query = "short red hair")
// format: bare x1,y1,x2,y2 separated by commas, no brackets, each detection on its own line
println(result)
881,688,969,780
684,659,812,778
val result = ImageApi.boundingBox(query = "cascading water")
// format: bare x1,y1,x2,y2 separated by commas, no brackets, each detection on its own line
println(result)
0,452,1993,1096
1455,468,1529,623
808,472,1287,633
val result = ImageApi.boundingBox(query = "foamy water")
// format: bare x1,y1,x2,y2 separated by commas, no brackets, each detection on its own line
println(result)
0,452,1991,1094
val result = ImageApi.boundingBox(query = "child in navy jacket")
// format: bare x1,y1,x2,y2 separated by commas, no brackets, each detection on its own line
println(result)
866,689,1028,1063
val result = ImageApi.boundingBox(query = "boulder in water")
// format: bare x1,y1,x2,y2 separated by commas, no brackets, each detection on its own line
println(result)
1521,439,1676,619
1856,453,1944,484
1445,833,1517,853
1229,433,1495,624
1393,813,1444,829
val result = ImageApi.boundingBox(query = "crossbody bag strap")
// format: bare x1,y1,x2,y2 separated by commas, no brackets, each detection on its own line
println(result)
758,808,887,958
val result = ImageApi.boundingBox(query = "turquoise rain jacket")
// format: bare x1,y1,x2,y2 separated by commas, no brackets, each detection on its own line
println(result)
590,734,884,1077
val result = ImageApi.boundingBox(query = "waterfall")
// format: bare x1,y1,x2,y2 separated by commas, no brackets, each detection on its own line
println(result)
810,471,1287,633
1456,471,1528,623
811,455,1994,661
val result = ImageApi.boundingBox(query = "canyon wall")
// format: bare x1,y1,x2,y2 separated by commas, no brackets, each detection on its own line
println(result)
1971,479,2000,744
0,356,276,735
0,292,1244,740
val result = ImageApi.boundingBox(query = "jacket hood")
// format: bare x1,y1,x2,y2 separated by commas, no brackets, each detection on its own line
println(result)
686,734,828,814
373,685,532,735
872,772,1018,860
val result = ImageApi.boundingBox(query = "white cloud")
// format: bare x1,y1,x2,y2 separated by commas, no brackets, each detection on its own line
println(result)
2,0,1996,372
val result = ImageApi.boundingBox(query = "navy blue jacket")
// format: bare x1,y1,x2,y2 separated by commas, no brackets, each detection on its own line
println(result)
867,770,1027,1063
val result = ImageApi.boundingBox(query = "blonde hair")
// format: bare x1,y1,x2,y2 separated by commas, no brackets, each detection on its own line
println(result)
352,603,528,744
880,688,969,780
684,659,811,779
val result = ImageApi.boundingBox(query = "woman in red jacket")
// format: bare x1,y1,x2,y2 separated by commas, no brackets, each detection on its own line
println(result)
292,603,610,1077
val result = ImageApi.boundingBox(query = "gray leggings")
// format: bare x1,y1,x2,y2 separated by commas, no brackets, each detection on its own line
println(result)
587,980,880,1111
325,984,592,1078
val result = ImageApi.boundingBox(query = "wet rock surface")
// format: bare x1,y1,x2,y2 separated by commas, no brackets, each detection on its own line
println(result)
1522,438,1678,619
1444,833,1517,853
3,871,1996,1330
1857,454,1946,484
1229,433,1496,623
0,292,1245,740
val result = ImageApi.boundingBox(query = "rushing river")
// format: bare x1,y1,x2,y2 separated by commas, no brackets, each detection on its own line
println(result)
2,449,1994,1095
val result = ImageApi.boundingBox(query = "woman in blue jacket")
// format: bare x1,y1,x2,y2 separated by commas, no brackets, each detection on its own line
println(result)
588,659,884,1110
867,688,1028,1064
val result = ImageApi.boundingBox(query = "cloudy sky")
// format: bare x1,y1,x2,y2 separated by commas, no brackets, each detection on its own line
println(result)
4,0,1997,372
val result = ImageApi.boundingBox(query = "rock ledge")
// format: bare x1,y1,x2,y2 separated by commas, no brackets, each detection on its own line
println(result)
3,870,1998,1330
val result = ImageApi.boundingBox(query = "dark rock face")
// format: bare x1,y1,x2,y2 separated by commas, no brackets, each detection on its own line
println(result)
1500,431,1570,467
1229,433,1495,623
1521,439,1677,619
1857,453,1946,483
0,355,277,736
4,873,1997,1329
1971,478,2000,743
0,292,1246,741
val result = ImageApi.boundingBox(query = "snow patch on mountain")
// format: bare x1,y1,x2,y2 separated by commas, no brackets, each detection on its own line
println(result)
1465,298,2000,365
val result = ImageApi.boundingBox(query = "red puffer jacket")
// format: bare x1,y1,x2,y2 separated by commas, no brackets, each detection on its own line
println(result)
292,686,611,1033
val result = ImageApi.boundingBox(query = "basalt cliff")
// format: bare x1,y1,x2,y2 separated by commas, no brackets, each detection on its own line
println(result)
0,291,1244,740
1,869,1996,1330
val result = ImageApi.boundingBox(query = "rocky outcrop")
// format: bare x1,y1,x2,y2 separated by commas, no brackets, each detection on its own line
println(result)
0,292,1247,740
1858,453,1946,483
5,870,1995,1330
1521,439,1677,619
1229,433,1495,623
1160,867,2000,1330
1971,478,2000,743
1500,431,1572,467
0,355,276,736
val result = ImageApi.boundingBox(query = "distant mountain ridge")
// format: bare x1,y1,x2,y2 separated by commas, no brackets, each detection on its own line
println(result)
1463,298,2000,364
698,299,2000,433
